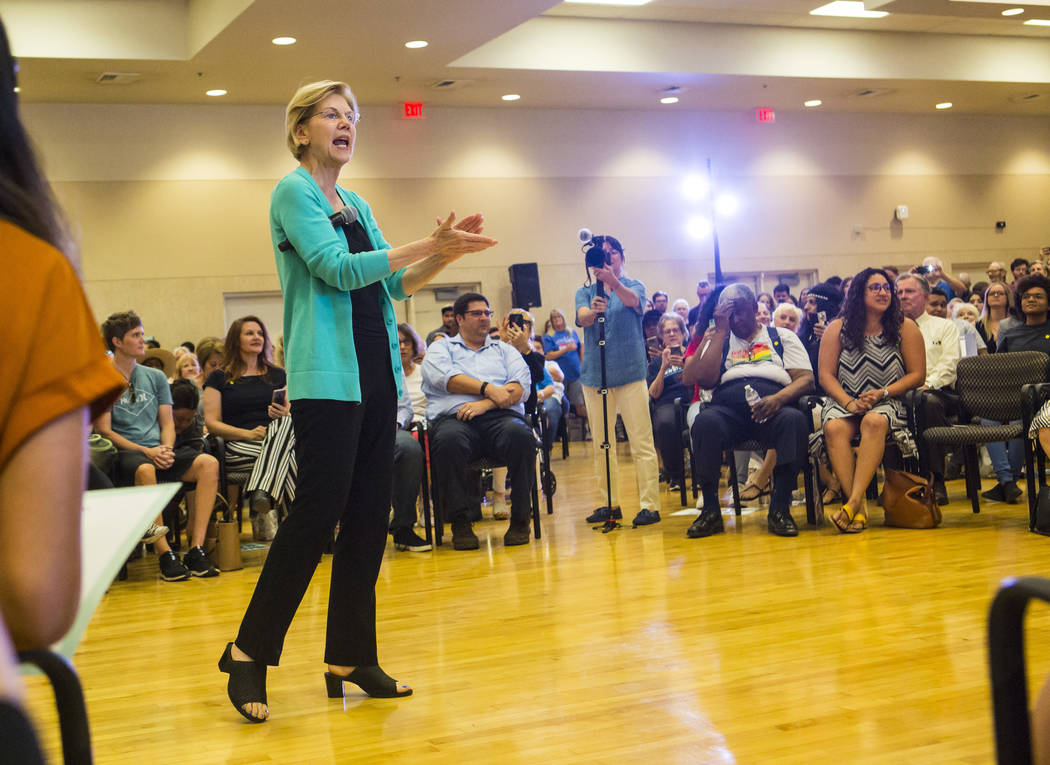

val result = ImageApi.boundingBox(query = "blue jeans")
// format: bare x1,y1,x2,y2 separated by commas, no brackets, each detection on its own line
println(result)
981,418,1023,484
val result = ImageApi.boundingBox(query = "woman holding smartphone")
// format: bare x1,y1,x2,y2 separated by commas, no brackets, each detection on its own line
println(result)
647,313,690,492
203,315,295,540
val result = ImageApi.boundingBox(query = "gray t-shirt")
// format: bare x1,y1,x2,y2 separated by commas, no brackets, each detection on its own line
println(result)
110,364,172,447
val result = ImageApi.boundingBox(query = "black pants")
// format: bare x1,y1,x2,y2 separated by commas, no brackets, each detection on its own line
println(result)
690,403,808,507
920,388,957,477
651,400,685,483
429,410,536,524
235,352,395,668
390,428,424,533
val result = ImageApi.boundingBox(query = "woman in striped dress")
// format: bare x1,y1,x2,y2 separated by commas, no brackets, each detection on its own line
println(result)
817,268,926,532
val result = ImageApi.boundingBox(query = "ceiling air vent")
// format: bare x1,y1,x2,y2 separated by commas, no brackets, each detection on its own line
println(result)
429,79,473,91
848,87,894,99
96,72,140,85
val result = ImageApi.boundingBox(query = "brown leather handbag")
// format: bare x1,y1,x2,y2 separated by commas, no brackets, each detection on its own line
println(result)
882,468,943,529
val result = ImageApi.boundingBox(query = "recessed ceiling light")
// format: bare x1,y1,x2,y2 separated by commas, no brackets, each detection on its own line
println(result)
404,40,428,49
1002,8,1025,15
660,96,679,104
206,89,227,97
13,86,19,93
1024,18,1050,24
804,99,823,107
502,94,520,101
936,101,953,109
810,1,888,18
272,36,296,45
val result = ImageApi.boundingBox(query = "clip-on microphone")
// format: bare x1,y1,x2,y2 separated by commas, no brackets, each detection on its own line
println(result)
277,205,359,253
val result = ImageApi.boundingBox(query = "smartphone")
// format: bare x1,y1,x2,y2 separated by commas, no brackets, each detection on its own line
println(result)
817,311,827,325
670,345,683,356
921,264,936,274
508,313,525,330
272,388,287,406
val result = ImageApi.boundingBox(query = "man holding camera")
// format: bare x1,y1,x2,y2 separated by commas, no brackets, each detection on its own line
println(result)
575,235,661,527
422,293,535,550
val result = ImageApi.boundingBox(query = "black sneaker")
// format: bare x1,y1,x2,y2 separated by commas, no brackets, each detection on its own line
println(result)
632,509,661,527
393,529,433,552
183,545,219,578
586,506,622,523
451,517,479,550
982,482,1022,504
159,550,190,581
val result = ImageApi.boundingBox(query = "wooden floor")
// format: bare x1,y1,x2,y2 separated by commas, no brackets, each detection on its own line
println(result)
22,446,1050,764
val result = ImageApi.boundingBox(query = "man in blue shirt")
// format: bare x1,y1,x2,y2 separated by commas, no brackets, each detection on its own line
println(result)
422,293,535,550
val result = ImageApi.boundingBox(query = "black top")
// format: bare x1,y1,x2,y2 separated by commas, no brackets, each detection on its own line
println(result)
996,319,1050,356
205,367,287,430
343,220,387,343
646,355,689,406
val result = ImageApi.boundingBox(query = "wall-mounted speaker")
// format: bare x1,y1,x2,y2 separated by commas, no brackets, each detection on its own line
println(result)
509,262,541,308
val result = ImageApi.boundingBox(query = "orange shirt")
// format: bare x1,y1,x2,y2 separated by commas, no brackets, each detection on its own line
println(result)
0,221,124,472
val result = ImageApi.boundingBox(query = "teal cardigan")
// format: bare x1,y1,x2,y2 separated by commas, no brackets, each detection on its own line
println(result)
270,166,407,402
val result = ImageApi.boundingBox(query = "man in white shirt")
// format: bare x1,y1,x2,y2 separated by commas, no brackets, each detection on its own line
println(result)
897,273,961,504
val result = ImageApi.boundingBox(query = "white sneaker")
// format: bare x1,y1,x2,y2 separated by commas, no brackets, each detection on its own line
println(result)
142,523,169,544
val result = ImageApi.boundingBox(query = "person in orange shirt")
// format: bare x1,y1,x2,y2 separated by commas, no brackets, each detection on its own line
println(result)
0,17,124,655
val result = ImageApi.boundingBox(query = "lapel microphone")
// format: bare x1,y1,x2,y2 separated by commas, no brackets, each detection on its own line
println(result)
278,205,359,252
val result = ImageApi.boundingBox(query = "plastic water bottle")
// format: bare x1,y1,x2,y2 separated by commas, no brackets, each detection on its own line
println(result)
744,384,760,409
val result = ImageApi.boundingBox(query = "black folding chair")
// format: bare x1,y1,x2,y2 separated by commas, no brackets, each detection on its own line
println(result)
18,649,92,764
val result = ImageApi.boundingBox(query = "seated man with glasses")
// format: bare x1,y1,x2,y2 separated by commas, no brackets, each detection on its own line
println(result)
93,311,221,581
986,261,1008,285
421,293,535,550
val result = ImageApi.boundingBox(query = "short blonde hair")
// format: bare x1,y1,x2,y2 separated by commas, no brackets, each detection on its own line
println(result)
285,80,357,159
772,303,802,324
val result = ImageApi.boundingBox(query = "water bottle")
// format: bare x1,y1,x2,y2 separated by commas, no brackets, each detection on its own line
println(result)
744,384,760,409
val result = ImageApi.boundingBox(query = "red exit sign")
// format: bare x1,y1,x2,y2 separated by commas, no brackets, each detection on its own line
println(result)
755,107,775,124
402,102,425,119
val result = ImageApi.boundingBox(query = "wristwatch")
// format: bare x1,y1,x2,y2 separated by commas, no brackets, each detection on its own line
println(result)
480,382,489,397
881,388,890,401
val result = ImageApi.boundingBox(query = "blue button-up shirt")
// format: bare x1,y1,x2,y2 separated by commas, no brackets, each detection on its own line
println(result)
422,334,532,418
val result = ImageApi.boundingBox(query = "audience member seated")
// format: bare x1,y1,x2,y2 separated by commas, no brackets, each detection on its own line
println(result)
969,282,988,312
171,379,207,452
175,351,201,382
647,312,690,493
533,336,565,454
426,305,458,346
94,310,220,580
144,347,176,379
818,269,925,533
193,337,225,389
202,315,295,542
987,261,1008,285
897,273,960,505
772,303,802,334
543,308,587,422
929,290,987,356
755,301,771,326
756,292,775,312
671,298,690,323
422,292,534,550
985,274,1050,504
398,322,427,422
798,283,843,394
772,283,794,305
1011,257,1030,287
652,291,669,314
919,256,966,301
390,377,431,552
682,284,814,539
642,308,663,363
1031,261,1048,278
977,282,1018,353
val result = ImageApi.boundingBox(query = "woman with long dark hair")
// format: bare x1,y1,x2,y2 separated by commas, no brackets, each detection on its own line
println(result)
0,16,123,758
817,268,925,532
218,80,495,723
203,315,294,541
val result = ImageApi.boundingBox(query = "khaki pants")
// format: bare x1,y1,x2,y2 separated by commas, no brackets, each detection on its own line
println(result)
582,380,661,511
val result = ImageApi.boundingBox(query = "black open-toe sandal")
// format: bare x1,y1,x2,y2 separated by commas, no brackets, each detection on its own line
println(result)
218,642,268,723
325,666,412,699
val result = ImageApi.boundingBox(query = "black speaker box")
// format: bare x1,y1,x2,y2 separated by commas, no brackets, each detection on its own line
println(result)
509,262,541,308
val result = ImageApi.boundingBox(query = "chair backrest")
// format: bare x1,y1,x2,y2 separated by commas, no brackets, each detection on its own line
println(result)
956,351,1050,422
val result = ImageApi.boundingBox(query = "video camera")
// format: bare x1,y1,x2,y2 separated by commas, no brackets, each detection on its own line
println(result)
578,228,611,270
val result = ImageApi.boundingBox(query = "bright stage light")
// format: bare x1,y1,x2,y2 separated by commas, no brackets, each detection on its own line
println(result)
686,216,713,240
680,174,708,201
715,193,739,216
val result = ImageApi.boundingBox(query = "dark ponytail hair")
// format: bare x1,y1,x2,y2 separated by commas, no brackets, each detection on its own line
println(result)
0,18,74,262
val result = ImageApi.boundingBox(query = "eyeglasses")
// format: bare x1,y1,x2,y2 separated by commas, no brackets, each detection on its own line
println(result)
987,269,1005,276
311,108,361,126
464,309,493,318
126,380,137,404
867,283,894,293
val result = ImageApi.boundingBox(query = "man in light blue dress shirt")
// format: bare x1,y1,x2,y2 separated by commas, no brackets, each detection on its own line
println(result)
422,292,536,550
